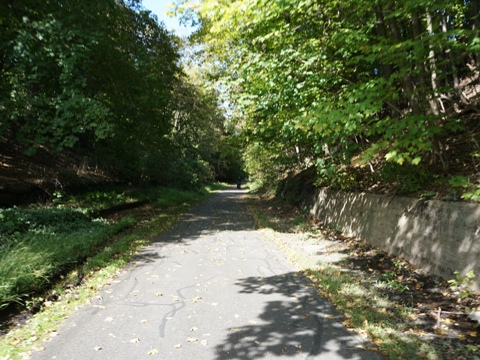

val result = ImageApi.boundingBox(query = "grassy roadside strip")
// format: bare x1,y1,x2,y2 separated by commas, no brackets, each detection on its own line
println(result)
0,183,226,360
246,194,479,360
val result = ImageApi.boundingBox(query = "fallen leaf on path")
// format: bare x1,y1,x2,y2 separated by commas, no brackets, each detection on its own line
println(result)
192,296,202,303
130,338,140,343
104,317,114,322
200,340,208,347
94,347,102,351
175,344,182,348
190,326,199,332
155,293,163,297
141,319,149,323
147,348,159,355
234,314,240,318
187,337,198,343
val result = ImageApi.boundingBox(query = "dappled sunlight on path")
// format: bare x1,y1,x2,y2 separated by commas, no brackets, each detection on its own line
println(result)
31,187,382,360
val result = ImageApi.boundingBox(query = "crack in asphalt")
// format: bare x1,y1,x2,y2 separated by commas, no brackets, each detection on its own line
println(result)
158,275,219,338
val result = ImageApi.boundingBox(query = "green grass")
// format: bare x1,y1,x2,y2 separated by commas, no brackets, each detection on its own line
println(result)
51,183,228,210
0,210,133,310
52,186,135,209
0,184,225,359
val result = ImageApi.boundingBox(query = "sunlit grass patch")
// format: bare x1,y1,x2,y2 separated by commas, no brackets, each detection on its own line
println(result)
0,264,121,360
303,262,442,359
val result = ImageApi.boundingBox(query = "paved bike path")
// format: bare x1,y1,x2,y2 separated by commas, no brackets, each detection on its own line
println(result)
32,188,383,360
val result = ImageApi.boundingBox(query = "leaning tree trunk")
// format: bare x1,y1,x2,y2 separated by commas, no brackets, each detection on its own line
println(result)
411,11,433,114
425,9,443,114
426,8,449,172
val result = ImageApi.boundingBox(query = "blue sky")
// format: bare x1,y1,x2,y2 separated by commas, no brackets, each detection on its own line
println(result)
141,0,193,37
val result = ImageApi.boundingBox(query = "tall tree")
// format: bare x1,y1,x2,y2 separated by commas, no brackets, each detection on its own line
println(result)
176,0,480,187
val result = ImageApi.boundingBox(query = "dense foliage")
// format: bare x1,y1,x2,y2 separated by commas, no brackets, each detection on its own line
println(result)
0,0,241,187
177,0,480,197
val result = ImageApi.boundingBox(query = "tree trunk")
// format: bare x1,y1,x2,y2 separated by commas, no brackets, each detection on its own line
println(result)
473,0,480,67
375,5,392,79
426,9,449,171
425,9,442,114
442,12,469,105
411,12,430,113
387,7,421,114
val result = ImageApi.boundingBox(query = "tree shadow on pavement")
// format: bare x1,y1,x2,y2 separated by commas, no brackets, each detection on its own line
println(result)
152,188,255,241
215,272,383,360
127,188,254,264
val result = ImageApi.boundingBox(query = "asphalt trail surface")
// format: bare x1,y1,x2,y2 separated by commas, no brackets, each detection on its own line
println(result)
32,188,383,360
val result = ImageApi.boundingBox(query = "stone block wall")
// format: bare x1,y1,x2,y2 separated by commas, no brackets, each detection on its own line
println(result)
308,189,480,292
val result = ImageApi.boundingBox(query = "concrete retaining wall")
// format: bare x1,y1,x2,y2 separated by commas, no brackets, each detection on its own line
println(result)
308,189,480,292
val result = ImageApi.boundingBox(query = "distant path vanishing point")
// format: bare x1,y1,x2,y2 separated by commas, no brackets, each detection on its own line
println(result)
31,187,383,360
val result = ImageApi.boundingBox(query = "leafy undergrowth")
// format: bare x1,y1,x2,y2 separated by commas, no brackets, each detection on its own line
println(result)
0,184,225,359
247,192,480,360
0,208,134,311
271,111,480,205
